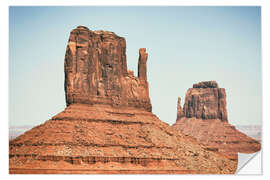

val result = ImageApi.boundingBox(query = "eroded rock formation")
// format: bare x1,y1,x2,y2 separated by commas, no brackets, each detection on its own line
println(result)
176,97,184,121
182,81,227,122
9,27,237,174
173,81,261,160
138,48,148,81
64,26,151,111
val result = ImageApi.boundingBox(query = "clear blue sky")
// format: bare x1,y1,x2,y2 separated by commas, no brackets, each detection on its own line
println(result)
9,6,261,127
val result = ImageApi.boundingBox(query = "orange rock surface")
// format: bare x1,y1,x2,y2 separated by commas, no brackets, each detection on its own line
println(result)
173,81,261,160
10,104,236,174
9,27,237,174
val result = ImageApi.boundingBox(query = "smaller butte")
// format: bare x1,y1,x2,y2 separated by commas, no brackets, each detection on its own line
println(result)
173,81,261,160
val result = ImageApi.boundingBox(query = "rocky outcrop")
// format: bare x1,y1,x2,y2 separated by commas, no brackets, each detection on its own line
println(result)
176,97,184,121
138,48,148,81
64,26,151,111
173,81,261,160
193,81,218,88
9,27,237,174
181,81,227,122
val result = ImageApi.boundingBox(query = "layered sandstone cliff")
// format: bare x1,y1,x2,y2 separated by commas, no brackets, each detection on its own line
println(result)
9,27,237,174
173,81,261,160
64,26,151,111
181,81,227,122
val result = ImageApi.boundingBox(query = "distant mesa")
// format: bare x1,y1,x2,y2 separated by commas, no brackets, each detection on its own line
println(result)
9,27,237,174
173,81,261,160
9,126,33,140
235,125,262,142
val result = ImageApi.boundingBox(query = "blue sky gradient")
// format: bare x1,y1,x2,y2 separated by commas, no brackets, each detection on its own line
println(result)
9,6,261,127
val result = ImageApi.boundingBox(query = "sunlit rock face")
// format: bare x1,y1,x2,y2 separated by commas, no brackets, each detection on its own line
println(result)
9,27,237,174
173,81,261,160
64,26,151,111
181,81,228,122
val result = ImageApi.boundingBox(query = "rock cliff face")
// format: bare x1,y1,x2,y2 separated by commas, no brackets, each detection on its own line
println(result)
173,81,261,160
9,27,237,174
182,81,227,122
64,26,151,111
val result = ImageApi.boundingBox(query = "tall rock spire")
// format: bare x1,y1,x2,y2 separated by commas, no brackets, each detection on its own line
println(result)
138,48,148,81
176,97,184,121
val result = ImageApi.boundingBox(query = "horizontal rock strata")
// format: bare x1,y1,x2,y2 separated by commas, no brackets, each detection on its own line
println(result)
173,118,261,160
182,81,227,122
9,28,237,174
64,26,151,111
173,81,261,160
10,104,237,173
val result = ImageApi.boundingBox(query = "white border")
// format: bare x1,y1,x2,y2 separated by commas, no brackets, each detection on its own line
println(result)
2,0,270,179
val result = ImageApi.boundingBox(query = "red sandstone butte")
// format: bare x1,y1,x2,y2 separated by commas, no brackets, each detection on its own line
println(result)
64,26,151,111
9,27,237,174
173,81,261,160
